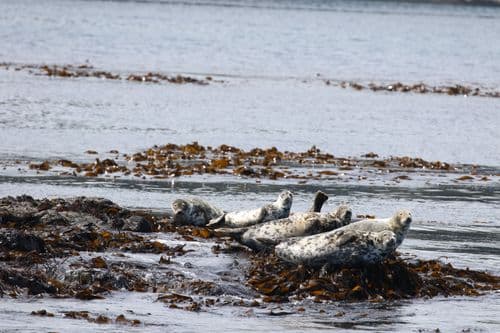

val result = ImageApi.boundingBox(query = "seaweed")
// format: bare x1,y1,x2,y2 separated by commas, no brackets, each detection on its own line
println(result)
246,253,500,302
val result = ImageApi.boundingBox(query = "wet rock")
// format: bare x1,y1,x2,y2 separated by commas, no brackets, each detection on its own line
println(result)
0,231,46,252
29,161,51,171
91,256,108,269
94,314,111,323
115,314,141,326
75,289,105,300
38,210,69,226
12,233,46,252
31,309,54,317
0,195,40,225
0,269,57,295
121,215,153,233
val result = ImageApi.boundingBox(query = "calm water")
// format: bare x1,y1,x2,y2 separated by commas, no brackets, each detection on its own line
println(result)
2,0,500,85
0,0,499,332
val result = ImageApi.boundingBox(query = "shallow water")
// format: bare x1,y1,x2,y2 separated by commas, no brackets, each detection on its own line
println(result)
1,71,500,165
1,0,499,332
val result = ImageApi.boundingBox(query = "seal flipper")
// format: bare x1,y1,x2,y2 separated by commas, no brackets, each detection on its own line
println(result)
254,237,279,247
334,230,357,247
214,227,248,242
309,191,329,212
206,213,226,228
245,237,278,252
255,206,267,222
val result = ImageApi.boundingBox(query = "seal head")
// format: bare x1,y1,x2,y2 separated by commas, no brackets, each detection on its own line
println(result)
171,197,223,226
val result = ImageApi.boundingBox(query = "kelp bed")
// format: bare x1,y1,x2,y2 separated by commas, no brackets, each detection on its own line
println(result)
0,195,218,304
0,63,211,85
2,62,500,98
247,253,499,303
23,142,498,183
0,196,498,311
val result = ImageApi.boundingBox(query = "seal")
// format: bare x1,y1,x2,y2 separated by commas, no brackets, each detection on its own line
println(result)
275,210,412,267
206,190,293,228
216,204,352,251
171,197,224,226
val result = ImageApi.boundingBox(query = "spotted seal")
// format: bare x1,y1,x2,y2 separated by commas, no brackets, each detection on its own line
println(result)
275,210,412,267
206,190,293,228
171,197,224,226
216,204,352,251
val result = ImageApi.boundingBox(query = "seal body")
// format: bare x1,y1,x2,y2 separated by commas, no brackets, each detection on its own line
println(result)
275,229,398,267
207,190,293,228
275,210,412,267
217,204,352,251
171,197,223,226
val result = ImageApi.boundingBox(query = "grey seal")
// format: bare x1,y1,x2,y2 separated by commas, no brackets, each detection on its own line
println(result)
216,204,352,251
171,197,224,226
275,210,412,267
206,190,293,228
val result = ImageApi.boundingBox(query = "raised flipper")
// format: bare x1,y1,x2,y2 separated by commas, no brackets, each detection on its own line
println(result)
309,191,329,213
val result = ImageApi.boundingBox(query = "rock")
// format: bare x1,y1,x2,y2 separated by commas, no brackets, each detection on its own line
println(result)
122,215,153,233
13,233,46,252
0,270,56,295
0,231,46,253
0,196,40,225
38,210,69,226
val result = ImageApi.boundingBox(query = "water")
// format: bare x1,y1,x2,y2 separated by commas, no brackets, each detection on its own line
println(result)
2,0,500,85
1,71,499,165
1,0,499,332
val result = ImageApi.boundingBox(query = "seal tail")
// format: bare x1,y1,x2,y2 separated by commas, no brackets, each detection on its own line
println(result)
214,227,247,241
206,213,226,228
309,191,329,213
